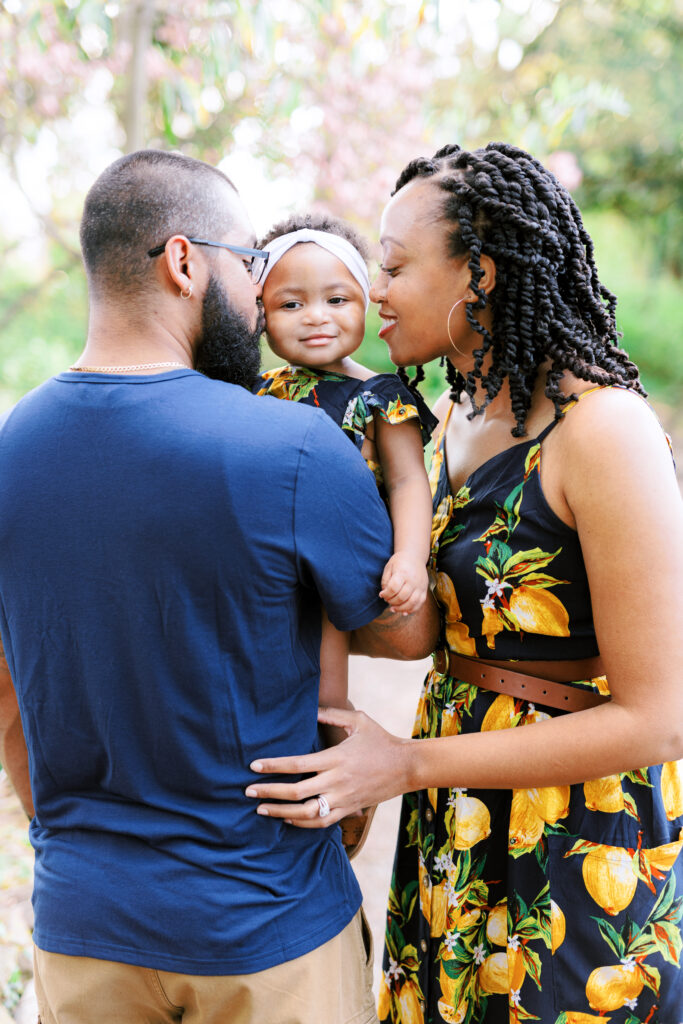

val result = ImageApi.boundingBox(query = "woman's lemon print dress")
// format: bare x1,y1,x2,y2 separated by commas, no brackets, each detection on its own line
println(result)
380,397,683,1024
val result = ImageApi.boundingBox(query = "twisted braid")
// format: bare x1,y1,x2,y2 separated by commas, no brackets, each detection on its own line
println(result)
393,142,644,436
397,363,427,402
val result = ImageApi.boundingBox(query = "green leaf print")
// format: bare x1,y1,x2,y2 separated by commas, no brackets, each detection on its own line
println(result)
405,806,420,848
512,1002,541,1021
593,916,626,959
521,943,543,991
501,547,562,577
488,538,514,568
401,881,419,925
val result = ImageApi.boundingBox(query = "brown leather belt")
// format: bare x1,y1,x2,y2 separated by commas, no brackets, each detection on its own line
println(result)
433,650,610,712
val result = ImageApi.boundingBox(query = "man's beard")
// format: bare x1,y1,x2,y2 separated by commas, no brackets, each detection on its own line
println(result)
194,274,264,389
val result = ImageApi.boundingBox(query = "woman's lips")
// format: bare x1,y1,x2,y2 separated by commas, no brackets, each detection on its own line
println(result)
378,318,397,340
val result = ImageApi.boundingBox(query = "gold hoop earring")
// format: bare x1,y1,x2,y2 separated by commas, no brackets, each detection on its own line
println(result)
180,284,193,300
447,298,466,357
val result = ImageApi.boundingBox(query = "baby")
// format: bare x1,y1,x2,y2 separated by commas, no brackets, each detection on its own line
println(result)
254,211,436,728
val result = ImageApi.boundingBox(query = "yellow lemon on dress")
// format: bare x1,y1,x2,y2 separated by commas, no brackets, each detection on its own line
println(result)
507,585,570,636
377,974,391,1020
435,572,478,657
452,794,491,850
508,943,526,992
430,879,449,937
439,950,457,1005
584,775,625,813
481,694,516,732
586,963,643,1012
582,846,637,915
397,979,425,1024
481,604,505,649
453,906,481,932
477,952,509,994
551,899,566,953
485,901,507,947
509,789,545,852
565,1014,612,1023
528,785,570,824
441,708,460,737
414,691,429,735
643,828,683,874
661,759,683,821
437,999,467,1024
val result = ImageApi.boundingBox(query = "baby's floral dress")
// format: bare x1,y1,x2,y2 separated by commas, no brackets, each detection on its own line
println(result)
379,393,683,1024
254,366,437,491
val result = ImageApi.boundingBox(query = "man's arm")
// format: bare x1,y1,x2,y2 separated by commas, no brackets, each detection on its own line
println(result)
350,591,440,660
0,636,34,818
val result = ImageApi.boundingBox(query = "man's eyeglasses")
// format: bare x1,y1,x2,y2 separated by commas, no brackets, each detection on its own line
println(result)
147,238,269,284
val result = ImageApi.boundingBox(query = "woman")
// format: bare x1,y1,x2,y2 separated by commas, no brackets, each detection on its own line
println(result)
246,143,683,1023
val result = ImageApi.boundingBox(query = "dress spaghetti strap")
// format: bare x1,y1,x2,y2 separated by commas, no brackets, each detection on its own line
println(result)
536,385,613,444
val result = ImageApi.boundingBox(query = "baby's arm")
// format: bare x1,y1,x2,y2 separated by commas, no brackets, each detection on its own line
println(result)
374,415,432,614
318,609,353,748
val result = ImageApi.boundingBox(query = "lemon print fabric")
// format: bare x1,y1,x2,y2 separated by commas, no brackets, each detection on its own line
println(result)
379,413,683,1023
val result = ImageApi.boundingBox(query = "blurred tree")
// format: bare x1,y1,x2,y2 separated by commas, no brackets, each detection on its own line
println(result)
0,0,680,405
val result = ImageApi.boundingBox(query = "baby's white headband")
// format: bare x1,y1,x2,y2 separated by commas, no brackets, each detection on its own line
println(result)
261,229,370,311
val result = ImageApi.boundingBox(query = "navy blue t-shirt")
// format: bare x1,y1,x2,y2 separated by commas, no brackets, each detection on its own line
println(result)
0,369,392,974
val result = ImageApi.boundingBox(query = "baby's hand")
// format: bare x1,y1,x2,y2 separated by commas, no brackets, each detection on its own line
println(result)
379,553,429,615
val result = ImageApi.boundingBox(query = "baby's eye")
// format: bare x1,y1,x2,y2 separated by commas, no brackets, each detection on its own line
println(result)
328,296,348,305
281,300,302,310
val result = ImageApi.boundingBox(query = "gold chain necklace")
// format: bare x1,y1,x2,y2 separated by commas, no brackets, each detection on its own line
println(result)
68,362,189,373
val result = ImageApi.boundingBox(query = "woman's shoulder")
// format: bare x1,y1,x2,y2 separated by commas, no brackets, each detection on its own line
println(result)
556,385,671,458
545,384,678,526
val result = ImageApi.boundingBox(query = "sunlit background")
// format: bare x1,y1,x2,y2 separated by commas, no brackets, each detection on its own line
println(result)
1,0,681,411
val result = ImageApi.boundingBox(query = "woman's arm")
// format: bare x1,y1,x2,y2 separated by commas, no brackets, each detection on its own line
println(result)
246,390,683,823
374,415,432,613
0,637,34,819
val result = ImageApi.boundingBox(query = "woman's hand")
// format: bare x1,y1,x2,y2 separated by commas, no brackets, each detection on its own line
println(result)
245,706,413,826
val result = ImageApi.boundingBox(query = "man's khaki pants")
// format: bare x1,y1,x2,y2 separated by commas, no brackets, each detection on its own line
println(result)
34,909,379,1024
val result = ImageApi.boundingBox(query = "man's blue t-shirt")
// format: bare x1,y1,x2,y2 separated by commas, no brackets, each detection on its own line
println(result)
0,369,393,974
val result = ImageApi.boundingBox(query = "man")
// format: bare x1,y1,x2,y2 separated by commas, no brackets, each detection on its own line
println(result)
0,150,438,1024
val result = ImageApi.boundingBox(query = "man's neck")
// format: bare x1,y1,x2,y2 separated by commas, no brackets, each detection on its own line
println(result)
76,311,194,372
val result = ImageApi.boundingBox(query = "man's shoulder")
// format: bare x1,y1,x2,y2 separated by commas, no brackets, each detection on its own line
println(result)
0,378,59,434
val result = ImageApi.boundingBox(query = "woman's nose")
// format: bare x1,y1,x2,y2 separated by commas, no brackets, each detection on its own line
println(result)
369,272,385,305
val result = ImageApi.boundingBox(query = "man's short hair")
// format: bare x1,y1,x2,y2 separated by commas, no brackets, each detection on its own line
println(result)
80,150,238,295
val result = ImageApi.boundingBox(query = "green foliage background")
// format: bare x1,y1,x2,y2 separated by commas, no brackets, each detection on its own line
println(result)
0,0,681,412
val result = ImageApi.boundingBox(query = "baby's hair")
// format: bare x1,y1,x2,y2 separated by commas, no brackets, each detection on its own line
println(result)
393,142,644,436
259,212,370,265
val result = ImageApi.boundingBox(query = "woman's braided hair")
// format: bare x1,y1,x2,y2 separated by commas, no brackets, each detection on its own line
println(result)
394,142,644,436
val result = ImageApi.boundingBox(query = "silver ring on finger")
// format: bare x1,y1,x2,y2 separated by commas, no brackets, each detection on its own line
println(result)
317,795,331,818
